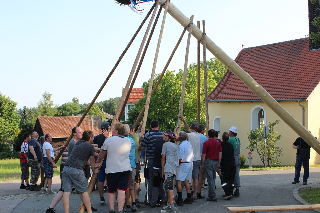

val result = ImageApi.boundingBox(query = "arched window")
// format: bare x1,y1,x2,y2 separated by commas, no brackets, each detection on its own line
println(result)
213,116,220,135
251,106,266,130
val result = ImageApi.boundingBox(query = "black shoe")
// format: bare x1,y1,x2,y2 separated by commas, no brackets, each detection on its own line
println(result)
46,208,56,213
197,194,205,199
292,181,299,184
207,197,217,202
177,199,184,206
233,189,240,197
20,184,26,189
183,197,193,204
224,195,233,200
30,185,40,191
26,185,30,190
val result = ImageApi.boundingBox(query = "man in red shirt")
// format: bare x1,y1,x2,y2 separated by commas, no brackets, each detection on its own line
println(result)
201,129,222,201
20,133,31,190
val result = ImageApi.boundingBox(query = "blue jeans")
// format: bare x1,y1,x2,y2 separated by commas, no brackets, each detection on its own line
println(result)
294,150,309,183
204,159,219,198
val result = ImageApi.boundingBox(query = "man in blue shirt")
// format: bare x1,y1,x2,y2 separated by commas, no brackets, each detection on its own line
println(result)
28,131,42,191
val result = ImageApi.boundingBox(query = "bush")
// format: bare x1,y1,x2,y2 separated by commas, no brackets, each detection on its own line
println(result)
240,154,247,168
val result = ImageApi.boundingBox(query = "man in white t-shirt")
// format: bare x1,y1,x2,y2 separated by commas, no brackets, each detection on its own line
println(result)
43,133,60,193
96,122,131,213
179,116,201,201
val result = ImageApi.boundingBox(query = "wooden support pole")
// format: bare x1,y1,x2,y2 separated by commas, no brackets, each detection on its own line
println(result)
134,27,187,129
111,1,159,131
202,20,209,136
158,0,320,154
77,4,158,213
176,15,194,134
197,21,201,124
118,5,163,121
141,0,169,134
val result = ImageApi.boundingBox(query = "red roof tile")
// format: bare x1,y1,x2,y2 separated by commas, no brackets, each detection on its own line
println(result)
208,38,320,101
37,116,102,138
126,88,145,103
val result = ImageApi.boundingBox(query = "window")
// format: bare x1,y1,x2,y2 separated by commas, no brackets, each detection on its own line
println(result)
213,116,220,135
251,106,266,130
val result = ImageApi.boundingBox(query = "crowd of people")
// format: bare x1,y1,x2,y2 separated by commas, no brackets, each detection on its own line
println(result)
19,119,242,213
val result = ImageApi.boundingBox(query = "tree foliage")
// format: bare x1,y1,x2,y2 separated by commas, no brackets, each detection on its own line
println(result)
0,93,20,158
38,92,57,116
310,0,320,45
128,58,227,131
246,120,282,166
56,97,81,116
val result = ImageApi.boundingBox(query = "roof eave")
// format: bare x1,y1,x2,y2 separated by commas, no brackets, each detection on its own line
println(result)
208,98,308,103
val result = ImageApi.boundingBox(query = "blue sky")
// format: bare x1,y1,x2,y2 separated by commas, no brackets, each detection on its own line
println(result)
0,0,309,109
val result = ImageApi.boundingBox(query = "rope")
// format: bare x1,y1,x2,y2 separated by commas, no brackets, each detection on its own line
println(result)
141,0,170,134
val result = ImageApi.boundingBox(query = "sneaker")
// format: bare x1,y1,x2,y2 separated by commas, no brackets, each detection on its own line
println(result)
132,203,137,212
233,188,240,197
123,206,131,212
20,184,26,189
47,190,56,194
292,181,299,184
207,197,217,202
26,185,30,190
163,206,178,212
100,198,106,206
46,208,56,213
183,197,193,204
303,182,307,185
224,195,233,200
109,210,115,213
192,196,197,202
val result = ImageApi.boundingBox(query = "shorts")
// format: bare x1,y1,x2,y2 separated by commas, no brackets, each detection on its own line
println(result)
62,166,88,193
164,173,175,191
20,162,29,180
129,168,136,190
107,170,130,193
43,157,54,178
176,162,193,181
60,164,65,180
192,160,201,179
134,163,141,183
98,160,106,182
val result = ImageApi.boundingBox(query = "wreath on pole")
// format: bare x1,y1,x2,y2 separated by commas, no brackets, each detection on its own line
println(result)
115,0,154,12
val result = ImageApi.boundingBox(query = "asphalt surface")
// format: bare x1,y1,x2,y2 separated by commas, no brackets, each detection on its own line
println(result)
1,167,320,213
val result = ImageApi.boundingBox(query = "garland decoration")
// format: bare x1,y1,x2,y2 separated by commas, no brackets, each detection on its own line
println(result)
115,0,154,12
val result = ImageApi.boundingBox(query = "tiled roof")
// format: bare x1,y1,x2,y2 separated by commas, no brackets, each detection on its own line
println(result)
208,38,320,101
37,116,102,138
126,88,145,103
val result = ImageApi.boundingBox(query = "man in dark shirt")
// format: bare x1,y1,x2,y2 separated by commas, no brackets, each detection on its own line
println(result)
62,130,96,213
139,120,163,204
93,122,109,206
292,136,311,185
28,131,42,191
220,132,236,200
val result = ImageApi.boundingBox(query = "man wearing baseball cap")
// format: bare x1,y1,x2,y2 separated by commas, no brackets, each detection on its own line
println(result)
228,126,241,197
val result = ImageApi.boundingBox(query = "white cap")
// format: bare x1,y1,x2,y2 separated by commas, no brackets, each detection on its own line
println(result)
229,126,237,134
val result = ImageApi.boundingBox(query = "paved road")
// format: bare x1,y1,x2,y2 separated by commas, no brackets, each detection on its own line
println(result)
1,167,320,213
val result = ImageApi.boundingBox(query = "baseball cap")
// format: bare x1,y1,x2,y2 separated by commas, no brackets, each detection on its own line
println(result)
163,132,175,139
190,122,199,130
101,122,110,130
229,126,237,134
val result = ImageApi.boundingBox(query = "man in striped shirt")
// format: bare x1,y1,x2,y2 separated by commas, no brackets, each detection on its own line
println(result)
139,120,164,204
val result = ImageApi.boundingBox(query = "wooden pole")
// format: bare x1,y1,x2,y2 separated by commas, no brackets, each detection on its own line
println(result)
111,1,159,130
77,4,158,213
176,15,194,134
118,5,163,120
202,20,209,136
134,27,187,128
197,21,201,124
158,0,320,153
141,0,169,134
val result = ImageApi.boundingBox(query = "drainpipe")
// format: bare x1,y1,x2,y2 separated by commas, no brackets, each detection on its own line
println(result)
298,100,305,127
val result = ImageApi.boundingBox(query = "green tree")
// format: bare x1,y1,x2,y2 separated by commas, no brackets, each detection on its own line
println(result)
128,58,227,131
247,120,282,167
0,93,20,158
56,97,81,116
38,92,57,116
80,103,104,117
310,0,320,45
96,97,120,115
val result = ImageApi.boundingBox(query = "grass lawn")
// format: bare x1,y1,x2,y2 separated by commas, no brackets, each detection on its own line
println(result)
0,158,61,182
299,187,320,204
